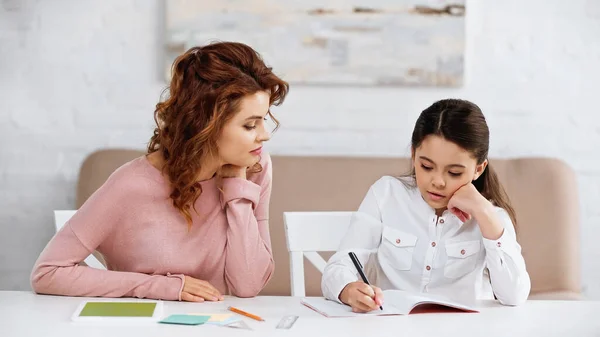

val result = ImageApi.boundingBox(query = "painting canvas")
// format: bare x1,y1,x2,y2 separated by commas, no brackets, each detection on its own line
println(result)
165,0,465,87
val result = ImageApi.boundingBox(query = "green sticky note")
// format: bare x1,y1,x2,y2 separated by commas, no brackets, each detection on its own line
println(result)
159,315,210,325
79,302,157,317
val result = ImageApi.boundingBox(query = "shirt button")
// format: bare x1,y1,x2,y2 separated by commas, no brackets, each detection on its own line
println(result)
431,242,436,247
426,265,431,271
497,242,502,247
439,219,445,224
460,249,466,255
396,239,401,244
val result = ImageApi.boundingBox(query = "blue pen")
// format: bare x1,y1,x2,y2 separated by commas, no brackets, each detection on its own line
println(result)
348,252,383,310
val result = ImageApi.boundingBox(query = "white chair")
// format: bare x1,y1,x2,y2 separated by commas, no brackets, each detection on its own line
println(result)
53,210,106,270
283,211,354,297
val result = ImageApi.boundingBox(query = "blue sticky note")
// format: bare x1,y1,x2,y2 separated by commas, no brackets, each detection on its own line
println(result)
159,315,210,325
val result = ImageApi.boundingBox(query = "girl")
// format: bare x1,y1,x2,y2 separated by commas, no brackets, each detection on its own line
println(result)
31,42,289,302
322,99,530,312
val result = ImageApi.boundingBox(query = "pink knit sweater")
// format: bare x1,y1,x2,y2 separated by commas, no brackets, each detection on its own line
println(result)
31,153,274,300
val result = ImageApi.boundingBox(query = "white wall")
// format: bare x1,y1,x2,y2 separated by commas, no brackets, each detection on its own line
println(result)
1,0,599,298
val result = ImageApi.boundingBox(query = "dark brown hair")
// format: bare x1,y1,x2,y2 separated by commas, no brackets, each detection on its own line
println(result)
408,99,517,226
148,41,289,226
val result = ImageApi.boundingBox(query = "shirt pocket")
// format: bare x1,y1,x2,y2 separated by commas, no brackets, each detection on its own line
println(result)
378,226,418,271
444,240,481,279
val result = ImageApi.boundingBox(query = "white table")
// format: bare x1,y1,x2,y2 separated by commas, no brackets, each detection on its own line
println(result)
1,291,598,336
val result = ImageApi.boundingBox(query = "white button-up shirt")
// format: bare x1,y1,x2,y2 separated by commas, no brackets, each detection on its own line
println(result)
322,176,531,306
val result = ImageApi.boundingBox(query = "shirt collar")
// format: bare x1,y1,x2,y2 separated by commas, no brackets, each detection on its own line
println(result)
408,185,463,226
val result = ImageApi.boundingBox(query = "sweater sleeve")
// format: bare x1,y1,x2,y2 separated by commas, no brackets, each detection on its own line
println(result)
30,168,185,301
221,154,275,297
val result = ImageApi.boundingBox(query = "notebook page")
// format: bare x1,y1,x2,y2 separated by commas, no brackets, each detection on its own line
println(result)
382,290,478,314
301,297,401,317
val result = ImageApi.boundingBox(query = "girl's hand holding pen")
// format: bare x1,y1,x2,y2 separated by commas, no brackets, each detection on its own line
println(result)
339,281,384,313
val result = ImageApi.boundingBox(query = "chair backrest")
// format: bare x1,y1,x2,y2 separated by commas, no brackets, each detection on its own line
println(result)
53,210,106,270
283,211,354,297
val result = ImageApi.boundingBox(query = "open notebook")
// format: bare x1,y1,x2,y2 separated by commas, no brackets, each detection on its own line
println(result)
302,290,478,317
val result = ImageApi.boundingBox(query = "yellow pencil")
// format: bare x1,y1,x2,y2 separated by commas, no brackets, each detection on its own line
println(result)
227,306,265,321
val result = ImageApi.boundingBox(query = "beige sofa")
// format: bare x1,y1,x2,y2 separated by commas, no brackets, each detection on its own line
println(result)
76,149,582,300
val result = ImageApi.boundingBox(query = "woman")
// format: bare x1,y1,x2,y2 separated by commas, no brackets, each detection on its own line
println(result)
31,41,289,302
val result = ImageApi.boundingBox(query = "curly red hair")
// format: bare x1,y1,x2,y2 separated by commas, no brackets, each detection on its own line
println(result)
148,42,289,226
